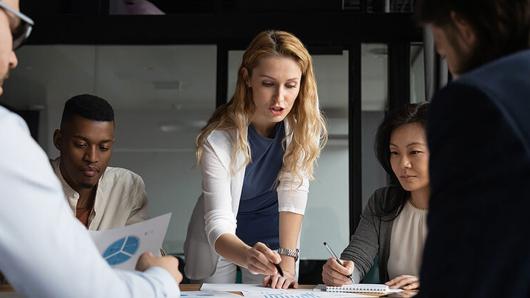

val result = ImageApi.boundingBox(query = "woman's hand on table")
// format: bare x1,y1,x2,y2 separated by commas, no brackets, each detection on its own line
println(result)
385,274,419,290
263,269,298,289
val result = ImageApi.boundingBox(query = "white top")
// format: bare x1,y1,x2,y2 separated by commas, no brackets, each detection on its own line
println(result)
387,200,428,279
51,158,148,230
184,124,310,280
0,106,179,298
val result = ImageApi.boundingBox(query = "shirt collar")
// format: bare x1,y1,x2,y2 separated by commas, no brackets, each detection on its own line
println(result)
51,157,80,202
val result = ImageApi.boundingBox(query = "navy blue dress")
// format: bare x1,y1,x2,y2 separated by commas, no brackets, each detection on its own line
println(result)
236,122,285,250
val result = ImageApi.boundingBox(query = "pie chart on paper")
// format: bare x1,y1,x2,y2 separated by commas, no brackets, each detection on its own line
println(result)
103,235,140,265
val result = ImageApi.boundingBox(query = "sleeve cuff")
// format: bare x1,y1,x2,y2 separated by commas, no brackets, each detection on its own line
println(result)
144,267,181,298
277,190,308,215
278,206,306,215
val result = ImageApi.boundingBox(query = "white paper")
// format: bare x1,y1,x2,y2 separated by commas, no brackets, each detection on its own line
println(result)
201,284,305,295
181,291,241,298
242,291,374,298
201,284,268,292
200,284,383,298
89,213,171,270
243,293,320,298
200,284,367,298
244,291,380,298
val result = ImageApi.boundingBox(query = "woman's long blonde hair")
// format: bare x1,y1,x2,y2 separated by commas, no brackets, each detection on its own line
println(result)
196,30,327,180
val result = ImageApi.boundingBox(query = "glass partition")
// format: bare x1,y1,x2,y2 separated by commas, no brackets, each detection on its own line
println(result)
361,44,389,208
6,45,217,255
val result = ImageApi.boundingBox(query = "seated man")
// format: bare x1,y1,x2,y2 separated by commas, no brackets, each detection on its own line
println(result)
51,94,147,229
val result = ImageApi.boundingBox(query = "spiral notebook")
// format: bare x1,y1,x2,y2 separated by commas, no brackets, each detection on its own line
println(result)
325,284,402,295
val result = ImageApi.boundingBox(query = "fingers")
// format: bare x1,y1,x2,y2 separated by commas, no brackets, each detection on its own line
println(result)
403,281,420,290
323,258,354,281
327,258,353,276
262,275,271,287
270,274,280,289
322,258,353,286
247,243,279,275
280,277,291,289
264,269,297,290
265,274,296,289
385,275,404,286
135,251,154,271
342,260,354,274
254,242,282,264
385,275,419,289
135,252,182,283
399,289,419,298
248,258,275,276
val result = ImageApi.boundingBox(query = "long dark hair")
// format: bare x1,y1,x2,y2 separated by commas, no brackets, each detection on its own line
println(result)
373,103,429,219
415,0,530,73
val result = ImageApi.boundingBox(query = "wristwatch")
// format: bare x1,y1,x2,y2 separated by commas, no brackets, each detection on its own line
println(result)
278,247,300,262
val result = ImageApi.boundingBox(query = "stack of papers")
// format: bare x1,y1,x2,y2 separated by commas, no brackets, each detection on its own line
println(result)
324,284,402,295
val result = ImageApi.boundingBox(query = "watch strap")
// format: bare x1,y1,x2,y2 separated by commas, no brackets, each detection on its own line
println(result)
278,247,300,261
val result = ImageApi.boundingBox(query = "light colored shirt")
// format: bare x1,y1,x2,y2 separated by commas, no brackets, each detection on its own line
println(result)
387,200,428,279
0,106,179,298
51,158,148,230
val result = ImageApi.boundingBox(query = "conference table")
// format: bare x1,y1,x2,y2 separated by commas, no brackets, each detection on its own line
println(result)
0,283,417,297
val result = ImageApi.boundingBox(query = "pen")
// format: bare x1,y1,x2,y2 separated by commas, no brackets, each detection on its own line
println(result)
323,242,353,281
274,263,284,277
265,242,283,277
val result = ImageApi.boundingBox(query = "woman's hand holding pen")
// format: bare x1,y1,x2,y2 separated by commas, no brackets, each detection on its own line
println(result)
263,268,297,289
385,275,419,290
322,257,354,286
263,255,298,289
245,242,282,276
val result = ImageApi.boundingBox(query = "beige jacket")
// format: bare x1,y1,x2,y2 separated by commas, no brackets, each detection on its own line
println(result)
51,158,148,230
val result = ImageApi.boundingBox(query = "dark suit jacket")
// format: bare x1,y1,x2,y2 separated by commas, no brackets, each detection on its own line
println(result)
419,49,530,297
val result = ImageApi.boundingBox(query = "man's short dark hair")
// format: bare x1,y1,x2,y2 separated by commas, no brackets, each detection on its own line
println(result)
416,0,530,69
60,94,114,127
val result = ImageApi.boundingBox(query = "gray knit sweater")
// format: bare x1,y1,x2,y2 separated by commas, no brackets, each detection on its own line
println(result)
340,186,406,283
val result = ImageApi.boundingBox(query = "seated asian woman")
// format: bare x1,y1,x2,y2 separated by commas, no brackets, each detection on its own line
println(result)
322,103,429,291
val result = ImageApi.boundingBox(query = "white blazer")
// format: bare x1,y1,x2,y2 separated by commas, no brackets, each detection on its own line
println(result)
184,122,310,280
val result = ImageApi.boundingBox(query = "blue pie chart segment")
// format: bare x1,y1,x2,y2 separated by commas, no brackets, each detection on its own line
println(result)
103,236,140,266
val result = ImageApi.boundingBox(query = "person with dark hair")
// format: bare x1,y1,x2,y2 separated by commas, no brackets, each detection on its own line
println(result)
415,0,530,297
0,1,182,297
322,103,429,292
51,94,148,229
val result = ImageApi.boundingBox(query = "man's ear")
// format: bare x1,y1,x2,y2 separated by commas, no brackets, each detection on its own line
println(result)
53,129,62,151
450,11,477,49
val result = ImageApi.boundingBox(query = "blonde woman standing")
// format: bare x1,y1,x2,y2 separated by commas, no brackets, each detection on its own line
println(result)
184,30,327,289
